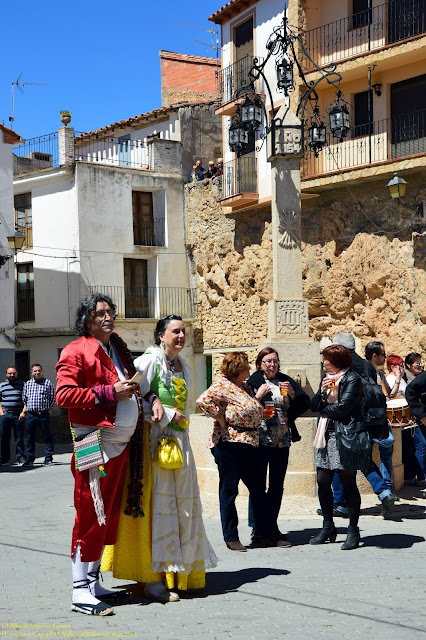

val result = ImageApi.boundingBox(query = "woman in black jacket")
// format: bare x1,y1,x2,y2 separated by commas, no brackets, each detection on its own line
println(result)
246,347,310,547
310,344,371,550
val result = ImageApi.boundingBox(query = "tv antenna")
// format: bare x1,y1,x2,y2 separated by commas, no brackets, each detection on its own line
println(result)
174,22,220,73
10,73,48,124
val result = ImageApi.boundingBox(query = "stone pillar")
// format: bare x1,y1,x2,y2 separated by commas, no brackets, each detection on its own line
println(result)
58,126,75,167
262,105,321,496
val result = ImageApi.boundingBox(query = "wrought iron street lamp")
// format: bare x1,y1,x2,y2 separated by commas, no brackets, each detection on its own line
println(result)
227,10,349,158
229,120,249,154
328,90,351,142
240,95,263,130
387,172,408,199
7,229,25,252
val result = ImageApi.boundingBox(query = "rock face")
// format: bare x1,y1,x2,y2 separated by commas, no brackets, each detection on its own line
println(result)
185,171,426,360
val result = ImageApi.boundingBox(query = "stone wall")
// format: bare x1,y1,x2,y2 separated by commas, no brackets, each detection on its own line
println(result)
185,170,426,363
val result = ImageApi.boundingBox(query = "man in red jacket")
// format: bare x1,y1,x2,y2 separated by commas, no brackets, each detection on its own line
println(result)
56,292,163,616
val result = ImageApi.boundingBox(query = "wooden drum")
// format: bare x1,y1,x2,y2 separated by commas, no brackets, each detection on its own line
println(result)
386,398,415,429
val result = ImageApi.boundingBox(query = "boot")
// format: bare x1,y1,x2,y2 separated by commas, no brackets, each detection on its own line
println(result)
309,521,337,545
341,525,360,550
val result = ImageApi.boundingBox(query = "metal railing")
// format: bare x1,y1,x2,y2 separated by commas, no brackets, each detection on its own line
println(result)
219,156,257,199
217,55,265,104
75,134,149,169
88,286,197,319
302,0,425,69
17,292,35,322
133,218,166,247
302,108,426,178
13,133,58,175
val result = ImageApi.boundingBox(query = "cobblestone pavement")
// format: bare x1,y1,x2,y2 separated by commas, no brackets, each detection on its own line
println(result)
1,447,426,640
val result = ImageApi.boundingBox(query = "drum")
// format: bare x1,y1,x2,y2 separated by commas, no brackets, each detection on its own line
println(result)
386,398,415,429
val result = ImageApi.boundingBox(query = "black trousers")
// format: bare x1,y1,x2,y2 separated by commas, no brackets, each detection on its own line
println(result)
212,439,272,542
248,446,290,534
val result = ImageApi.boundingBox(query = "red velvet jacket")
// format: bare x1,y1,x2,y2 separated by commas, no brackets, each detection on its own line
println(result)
56,334,127,428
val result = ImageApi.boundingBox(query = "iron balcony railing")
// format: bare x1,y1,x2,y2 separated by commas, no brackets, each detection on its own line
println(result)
75,134,149,169
217,55,265,104
17,291,35,323
133,218,166,247
302,108,426,178
302,0,425,69
219,156,258,199
88,286,197,319
13,133,58,175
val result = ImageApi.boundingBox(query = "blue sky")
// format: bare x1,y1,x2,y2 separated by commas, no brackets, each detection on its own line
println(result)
1,1,220,140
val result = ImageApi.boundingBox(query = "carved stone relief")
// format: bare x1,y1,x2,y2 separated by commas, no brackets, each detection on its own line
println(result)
276,299,308,334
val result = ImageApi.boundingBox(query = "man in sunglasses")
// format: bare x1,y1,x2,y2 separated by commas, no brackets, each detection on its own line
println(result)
56,293,163,616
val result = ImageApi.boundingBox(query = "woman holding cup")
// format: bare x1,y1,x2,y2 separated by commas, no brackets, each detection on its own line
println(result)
246,347,310,547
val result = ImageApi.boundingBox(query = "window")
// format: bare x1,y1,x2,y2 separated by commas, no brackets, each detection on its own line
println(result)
391,74,426,156
132,191,155,245
351,0,371,29
118,134,131,167
17,263,34,322
124,258,149,318
233,17,254,94
15,351,30,382
353,90,373,137
14,193,32,249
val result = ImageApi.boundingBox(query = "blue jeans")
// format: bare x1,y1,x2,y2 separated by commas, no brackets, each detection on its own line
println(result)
212,439,272,542
25,411,54,462
372,431,394,491
0,413,25,463
248,446,290,532
402,426,426,480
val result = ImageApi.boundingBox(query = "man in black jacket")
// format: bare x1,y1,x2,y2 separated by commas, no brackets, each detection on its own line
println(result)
406,370,426,427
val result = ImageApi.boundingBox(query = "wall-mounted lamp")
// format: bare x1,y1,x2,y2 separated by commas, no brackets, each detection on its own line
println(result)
7,229,25,253
372,83,382,96
387,172,407,199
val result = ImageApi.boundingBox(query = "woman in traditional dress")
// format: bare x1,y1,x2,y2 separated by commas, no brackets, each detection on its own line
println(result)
102,315,217,602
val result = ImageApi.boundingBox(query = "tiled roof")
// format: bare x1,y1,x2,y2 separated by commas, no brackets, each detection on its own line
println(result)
160,50,218,66
75,99,218,140
0,123,21,144
209,0,258,24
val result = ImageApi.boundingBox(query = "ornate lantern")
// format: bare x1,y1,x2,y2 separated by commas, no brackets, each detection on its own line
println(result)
229,120,249,153
328,91,351,141
387,172,407,199
240,95,263,130
276,57,294,95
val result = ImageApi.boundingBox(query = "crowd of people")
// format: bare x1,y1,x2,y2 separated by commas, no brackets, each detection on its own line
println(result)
2,294,426,617
189,158,223,182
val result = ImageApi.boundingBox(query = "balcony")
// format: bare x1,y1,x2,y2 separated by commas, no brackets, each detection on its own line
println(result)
74,134,149,170
216,55,265,116
133,218,166,247
302,0,425,70
302,108,426,179
13,133,150,176
13,133,58,175
218,156,258,208
89,286,197,319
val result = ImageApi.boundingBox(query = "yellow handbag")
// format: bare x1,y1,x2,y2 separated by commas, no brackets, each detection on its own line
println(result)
154,436,183,469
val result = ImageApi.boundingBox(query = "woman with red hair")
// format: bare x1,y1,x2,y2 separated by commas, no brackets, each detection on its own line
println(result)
310,345,371,550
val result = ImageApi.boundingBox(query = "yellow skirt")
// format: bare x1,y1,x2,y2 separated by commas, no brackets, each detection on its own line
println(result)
101,424,205,591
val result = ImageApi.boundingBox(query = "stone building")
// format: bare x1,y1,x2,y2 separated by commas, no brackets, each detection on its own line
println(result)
187,0,425,497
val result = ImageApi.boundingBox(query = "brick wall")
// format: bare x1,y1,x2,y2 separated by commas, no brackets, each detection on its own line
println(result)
160,50,219,106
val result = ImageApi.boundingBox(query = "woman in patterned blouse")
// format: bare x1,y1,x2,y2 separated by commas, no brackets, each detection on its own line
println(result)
196,352,275,551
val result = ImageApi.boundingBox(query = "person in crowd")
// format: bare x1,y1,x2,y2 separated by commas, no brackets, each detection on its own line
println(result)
56,293,163,616
404,352,424,384
395,353,426,487
326,334,397,518
22,364,55,466
189,165,198,182
102,315,217,603
196,352,275,552
246,347,309,547
310,345,371,550
214,158,223,177
364,340,396,502
0,366,26,466
195,159,206,180
206,160,217,178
